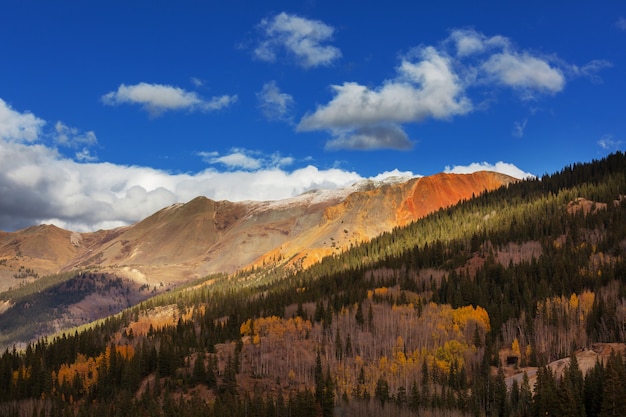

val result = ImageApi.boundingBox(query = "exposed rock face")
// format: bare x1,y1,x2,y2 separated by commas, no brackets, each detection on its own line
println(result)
0,171,516,289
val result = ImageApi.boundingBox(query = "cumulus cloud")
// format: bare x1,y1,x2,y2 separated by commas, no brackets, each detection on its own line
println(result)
370,169,420,182
101,82,237,116
444,161,534,179
74,148,98,162
257,81,295,121
297,28,597,150
300,47,470,130
481,52,565,94
298,46,470,150
0,98,46,142
448,29,510,57
200,148,295,171
255,12,341,68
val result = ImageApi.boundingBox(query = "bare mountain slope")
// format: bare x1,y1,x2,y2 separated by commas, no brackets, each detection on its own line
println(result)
0,171,515,292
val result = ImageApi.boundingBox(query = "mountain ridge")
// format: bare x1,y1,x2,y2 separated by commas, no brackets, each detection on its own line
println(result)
0,171,515,294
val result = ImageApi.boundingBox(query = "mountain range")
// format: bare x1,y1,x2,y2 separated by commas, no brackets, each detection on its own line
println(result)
1,153,626,417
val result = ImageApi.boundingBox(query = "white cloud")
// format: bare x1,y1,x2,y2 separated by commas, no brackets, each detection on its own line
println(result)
448,29,509,57
300,47,470,130
370,169,419,182
449,29,566,96
55,121,98,148
257,81,294,121
598,134,622,150
200,148,295,171
255,12,341,68
204,150,262,170
101,82,237,116
0,98,46,142
298,46,471,150
444,161,534,179
75,148,98,162
481,52,565,94
617,17,626,30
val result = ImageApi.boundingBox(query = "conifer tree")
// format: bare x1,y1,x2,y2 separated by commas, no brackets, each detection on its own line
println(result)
375,376,389,408
599,350,626,417
584,359,604,417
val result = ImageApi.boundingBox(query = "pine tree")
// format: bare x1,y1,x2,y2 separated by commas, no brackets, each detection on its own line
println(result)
321,368,335,417
220,354,238,396
584,359,604,417
314,351,324,403
518,372,532,417
493,366,509,417
558,352,585,417
192,351,207,385
355,302,364,327
334,327,342,361
599,350,626,417
375,376,389,408
409,380,421,410
533,366,558,417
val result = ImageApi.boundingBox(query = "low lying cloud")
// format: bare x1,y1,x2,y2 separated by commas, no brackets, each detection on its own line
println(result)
0,99,409,231
0,138,372,231
254,12,341,68
444,161,535,179
298,28,607,150
101,82,237,116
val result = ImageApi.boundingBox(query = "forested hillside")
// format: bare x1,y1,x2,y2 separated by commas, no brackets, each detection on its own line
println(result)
1,152,625,417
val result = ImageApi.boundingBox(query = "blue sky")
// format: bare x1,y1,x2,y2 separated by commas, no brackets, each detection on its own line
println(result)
0,1,624,231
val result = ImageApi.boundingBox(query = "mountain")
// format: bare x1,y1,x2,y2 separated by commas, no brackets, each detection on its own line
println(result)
0,171,514,292
0,153,625,417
